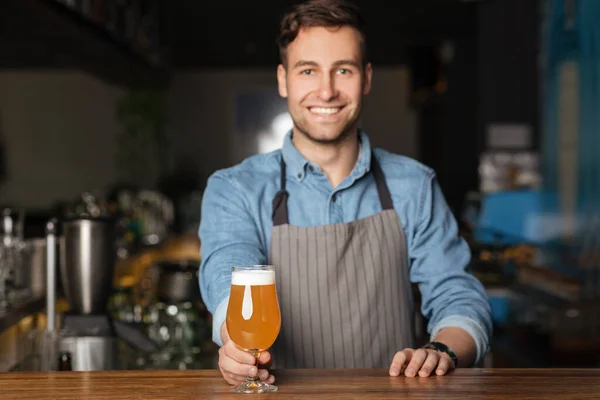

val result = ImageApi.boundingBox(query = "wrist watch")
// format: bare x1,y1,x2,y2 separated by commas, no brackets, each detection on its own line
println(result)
423,341,458,367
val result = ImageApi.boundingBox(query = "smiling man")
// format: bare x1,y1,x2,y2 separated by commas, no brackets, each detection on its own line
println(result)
199,0,492,387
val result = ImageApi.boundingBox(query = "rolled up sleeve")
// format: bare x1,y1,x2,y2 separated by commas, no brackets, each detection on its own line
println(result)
409,172,492,364
199,171,267,345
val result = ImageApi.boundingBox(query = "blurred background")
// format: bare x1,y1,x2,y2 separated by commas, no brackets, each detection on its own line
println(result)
1,0,599,372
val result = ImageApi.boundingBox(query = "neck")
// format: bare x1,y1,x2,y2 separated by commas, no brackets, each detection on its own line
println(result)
292,128,360,188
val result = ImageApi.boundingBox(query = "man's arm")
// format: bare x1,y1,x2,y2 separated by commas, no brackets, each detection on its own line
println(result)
199,171,275,386
432,327,476,367
409,172,492,366
199,171,267,346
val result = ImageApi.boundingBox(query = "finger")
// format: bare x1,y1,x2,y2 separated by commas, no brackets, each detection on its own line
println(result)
219,352,258,377
219,346,256,377
389,349,411,376
223,368,272,386
224,342,256,365
221,366,246,386
405,349,428,377
418,351,440,377
223,371,246,385
258,369,270,381
435,356,455,376
257,351,271,366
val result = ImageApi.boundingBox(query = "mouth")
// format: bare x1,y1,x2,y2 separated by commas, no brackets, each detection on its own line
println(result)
308,106,345,116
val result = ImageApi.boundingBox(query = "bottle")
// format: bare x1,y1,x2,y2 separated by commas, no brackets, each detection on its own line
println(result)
58,351,72,371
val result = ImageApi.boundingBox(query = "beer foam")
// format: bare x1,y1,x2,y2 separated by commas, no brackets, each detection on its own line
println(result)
232,269,275,286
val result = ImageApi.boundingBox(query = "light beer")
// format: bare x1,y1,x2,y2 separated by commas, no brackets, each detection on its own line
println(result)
226,269,281,351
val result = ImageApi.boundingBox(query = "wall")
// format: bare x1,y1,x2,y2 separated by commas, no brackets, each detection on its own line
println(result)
167,66,418,178
0,71,123,209
166,69,275,177
0,66,417,209
361,67,418,159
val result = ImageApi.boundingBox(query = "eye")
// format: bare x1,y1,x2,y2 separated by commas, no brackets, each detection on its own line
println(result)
337,68,351,75
300,69,314,75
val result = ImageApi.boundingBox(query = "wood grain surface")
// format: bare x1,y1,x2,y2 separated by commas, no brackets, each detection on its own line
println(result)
1,368,599,399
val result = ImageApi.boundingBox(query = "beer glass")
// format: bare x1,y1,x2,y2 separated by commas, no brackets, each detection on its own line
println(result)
226,265,281,393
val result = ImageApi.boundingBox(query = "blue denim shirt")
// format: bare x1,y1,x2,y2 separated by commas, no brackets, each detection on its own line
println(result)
199,130,492,363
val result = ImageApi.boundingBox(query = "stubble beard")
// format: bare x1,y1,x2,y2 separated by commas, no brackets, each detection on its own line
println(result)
291,110,361,146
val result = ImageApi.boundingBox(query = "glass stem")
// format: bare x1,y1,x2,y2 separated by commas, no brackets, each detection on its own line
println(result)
248,350,260,383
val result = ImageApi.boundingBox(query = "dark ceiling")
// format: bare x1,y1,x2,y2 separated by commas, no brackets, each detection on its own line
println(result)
2,0,480,65
167,0,480,67
0,0,482,87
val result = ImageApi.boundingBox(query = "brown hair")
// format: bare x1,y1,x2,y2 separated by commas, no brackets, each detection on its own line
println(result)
277,0,368,67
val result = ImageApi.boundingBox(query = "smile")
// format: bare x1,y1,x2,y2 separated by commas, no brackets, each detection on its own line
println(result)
309,106,344,116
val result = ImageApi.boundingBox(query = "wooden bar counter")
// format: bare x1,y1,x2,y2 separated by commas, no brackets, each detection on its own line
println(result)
1,368,599,399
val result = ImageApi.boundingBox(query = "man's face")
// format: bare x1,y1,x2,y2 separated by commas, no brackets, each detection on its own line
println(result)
277,26,372,145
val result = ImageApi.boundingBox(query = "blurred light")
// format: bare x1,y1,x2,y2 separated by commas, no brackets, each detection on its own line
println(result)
258,112,293,154
146,233,159,245
439,40,454,64
167,305,178,316
271,112,293,136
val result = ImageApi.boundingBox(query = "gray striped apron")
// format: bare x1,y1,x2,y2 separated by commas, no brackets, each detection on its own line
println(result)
269,153,415,369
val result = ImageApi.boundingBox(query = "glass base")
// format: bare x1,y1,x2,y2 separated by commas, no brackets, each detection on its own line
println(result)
230,379,278,394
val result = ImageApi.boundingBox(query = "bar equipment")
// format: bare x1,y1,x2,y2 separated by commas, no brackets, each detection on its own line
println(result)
46,215,157,371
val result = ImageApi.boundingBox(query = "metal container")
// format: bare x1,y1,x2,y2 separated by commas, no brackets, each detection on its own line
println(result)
28,238,48,298
2,207,30,297
59,217,116,315
58,336,117,371
156,260,201,304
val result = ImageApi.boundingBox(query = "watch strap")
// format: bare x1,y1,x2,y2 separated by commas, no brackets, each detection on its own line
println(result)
423,341,458,367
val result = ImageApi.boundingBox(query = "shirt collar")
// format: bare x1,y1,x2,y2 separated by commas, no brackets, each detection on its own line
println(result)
281,129,372,181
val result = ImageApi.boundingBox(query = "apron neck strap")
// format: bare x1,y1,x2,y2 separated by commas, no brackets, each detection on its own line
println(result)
272,156,290,225
272,152,394,226
370,155,394,211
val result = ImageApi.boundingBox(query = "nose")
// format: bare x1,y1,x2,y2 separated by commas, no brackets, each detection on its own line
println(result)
318,75,338,101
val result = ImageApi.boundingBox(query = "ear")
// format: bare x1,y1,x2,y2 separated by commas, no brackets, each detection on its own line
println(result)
362,62,373,95
277,64,288,98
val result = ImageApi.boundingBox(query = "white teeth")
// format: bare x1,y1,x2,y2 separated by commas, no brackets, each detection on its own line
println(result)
310,107,340,115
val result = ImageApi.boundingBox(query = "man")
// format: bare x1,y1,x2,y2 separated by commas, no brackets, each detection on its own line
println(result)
199,0,492,386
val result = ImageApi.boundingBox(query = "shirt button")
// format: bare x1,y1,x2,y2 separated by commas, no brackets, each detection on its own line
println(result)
297,172,303,179
308,165,314,172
